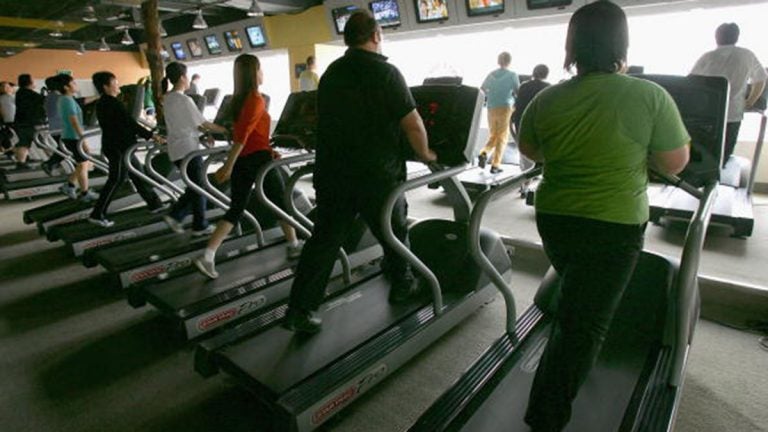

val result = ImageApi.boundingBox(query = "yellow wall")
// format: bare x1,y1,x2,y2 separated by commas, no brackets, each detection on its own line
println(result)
0,48,148,84
264,6,333,91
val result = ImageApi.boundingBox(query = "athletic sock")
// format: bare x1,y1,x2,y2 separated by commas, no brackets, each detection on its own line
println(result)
203,248,216,263
288,239,299,247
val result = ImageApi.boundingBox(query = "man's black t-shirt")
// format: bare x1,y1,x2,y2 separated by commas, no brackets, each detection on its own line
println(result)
315,48,415,187
96,94,153,154
14,87,46,126
512,79,550,126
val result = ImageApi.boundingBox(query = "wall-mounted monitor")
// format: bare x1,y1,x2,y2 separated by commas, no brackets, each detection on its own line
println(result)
204,34,222,55
187,38,203,58
223,30,243,52
160,45,170,61
527,0,572,10
414,0,449,23
331,5,360,35
466,0,504,16
245,25,267,48
170,42,186,60
369,0,401,28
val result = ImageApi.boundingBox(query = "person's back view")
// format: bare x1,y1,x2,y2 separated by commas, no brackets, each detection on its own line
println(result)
691,22,767,166
478,52,519,174
512,64,550,136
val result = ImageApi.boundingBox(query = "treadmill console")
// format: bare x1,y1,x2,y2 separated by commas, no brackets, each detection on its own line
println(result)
636,74,728,187
408,84,483,166
272,91,318,150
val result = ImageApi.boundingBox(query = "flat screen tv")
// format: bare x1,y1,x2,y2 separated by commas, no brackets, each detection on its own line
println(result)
223,30,243,52
187,38,203,58
466,0,504,16
527,0,572,10
204,34,222,55
414,0,449,23
170,41,186,60
160,45,170,61
245,25,267,48
369,0,401,28
331,5,360,35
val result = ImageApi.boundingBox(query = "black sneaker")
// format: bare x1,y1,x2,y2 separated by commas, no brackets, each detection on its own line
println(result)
388,278,421,304
282,308,322,334
477,153,488,169
490,166,504,174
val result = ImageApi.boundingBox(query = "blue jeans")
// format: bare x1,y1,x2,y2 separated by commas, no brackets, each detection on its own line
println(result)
525,213,645,431
168,155,208,231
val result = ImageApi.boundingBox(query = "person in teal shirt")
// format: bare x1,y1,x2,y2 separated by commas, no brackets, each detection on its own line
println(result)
478,51,519,174
58,74,97,202
518,2,690,431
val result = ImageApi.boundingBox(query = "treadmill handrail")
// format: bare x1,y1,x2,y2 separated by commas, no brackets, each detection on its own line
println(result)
381,163,469,316
468,166,543,334
670,180,717,387
76,129,110,173
283,163,315,232
253,153,360,283
747,112,766,195
145,145,185,196
34,127,76,173
181,146,265,246
124,142,178,201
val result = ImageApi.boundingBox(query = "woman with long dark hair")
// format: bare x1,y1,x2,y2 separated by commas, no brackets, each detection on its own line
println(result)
194,54,301,279
161,61,226,236
518,2,691,430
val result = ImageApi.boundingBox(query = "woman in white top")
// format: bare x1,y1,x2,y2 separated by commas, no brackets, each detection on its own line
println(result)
162,62,226,236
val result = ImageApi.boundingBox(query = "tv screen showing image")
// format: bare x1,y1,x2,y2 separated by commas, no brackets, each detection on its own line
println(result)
187,38,204,58
466,0,504,16
223,30,243,52
245,25,267,48
331,5,360,35
204,34,222,55
170,42,186,60
415,0,449,23
369,0,401,28
527,0,571,10
160,45,170,61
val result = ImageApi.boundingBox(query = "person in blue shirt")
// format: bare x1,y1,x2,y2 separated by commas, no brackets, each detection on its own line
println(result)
478,52,520,174
58,74,97,202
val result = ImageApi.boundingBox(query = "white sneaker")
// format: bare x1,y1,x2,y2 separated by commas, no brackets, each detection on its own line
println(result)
87,217,115,228
163,215,184,234
79,190,99,202
194,257,219,279
191,225,216,237
59,184,77,199
287,241,304,260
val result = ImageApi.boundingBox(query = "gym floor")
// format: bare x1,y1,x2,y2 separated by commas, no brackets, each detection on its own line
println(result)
0,185,766,432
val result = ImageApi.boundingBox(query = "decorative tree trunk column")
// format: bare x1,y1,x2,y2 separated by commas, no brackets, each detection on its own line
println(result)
141,0,164,122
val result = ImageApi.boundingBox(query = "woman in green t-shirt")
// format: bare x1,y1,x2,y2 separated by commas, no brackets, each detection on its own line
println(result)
518,2,690,431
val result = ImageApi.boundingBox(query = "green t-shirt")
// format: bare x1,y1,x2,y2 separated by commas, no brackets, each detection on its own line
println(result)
519,73,690,224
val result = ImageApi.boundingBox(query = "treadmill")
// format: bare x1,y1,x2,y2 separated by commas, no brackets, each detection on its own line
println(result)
647,75,766,238
45,140,191,257
84,91,321,289
409,75,725,432
192,84,513,432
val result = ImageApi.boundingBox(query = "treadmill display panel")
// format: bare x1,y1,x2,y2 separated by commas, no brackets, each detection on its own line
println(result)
636,74,728,187
272,91,318,149
408,84,482,166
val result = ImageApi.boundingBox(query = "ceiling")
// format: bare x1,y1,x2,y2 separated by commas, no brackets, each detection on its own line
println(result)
0,0,321,57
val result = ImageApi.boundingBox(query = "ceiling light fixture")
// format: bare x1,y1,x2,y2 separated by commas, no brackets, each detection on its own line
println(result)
49,21,64,38
247,0,264,17
192,9,208,29
77,43,86,55
99,37,110,52
121,29,134,45
159,21,168,37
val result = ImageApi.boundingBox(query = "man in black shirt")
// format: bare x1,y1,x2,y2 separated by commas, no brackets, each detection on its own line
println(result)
88,71,165,227
512,64,550,136
13,74,46,168
283,11,436,334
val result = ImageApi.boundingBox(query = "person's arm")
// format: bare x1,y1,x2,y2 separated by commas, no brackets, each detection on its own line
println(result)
650,146,689,175
746,80,766,110
517,96,542,162
215,141,245,183
400,109,436,162
201,121,227,134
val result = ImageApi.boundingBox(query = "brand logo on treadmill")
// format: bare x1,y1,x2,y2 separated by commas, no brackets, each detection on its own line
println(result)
310,363,389,426
128,258,195,284
196,295,267,332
